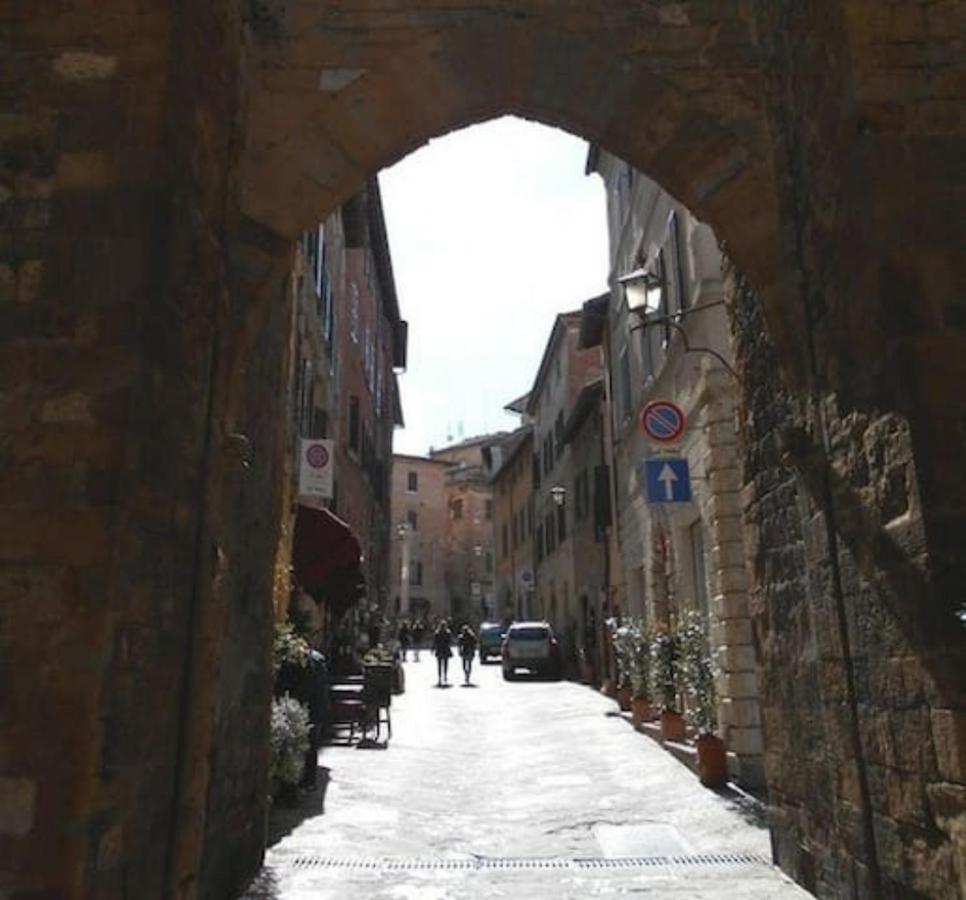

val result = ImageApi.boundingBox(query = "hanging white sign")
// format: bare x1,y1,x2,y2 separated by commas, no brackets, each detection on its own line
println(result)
298,439,334,499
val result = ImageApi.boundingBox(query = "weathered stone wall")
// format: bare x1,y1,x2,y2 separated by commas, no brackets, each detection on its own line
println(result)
0,1,290,896
731,266,964,899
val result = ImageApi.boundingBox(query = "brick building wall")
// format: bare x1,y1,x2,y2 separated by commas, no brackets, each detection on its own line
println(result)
492,429,535,622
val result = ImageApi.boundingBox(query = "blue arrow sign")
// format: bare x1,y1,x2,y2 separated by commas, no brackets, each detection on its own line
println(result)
642,458,692,503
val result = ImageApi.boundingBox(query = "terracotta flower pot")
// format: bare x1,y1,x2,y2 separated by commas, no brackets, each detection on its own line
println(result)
659,709,686,742
696,733,728,787
617,684,633,711
630,696,654,725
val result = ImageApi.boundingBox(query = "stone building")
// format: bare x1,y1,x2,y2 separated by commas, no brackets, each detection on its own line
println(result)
527,312,605,662
388,453,449,623
559,374,612,682
431,435,504,624
490,424,535,622
321,179,407,614
586,148,763,787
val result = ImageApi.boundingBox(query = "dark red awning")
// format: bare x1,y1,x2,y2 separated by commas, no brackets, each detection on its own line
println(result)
292,504,362,591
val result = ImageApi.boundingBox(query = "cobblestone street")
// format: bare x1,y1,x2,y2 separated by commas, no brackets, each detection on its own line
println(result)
244,658,812,899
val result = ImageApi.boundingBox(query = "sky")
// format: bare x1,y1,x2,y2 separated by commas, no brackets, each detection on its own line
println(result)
379,116,610,457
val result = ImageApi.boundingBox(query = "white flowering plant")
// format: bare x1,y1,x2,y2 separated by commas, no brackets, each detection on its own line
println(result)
273,621,310,674
270,694,311,787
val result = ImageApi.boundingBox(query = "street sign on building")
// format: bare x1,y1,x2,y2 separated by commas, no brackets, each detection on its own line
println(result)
640,399,686,444
298,438,334,499
642,457,692,504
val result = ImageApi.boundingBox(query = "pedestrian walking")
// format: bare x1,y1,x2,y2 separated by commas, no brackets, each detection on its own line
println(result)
432,620,453,686
457,624,478,685
412,619,425,661
397,620,412,662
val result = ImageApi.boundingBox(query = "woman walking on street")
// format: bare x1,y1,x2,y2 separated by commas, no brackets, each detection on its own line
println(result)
433,620,453,686
412,619,425,661
457,625,478,685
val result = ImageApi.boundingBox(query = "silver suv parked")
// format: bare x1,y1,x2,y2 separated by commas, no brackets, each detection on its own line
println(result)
501,621,562,680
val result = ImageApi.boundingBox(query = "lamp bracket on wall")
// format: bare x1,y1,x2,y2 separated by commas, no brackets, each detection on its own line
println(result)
628,299,739,381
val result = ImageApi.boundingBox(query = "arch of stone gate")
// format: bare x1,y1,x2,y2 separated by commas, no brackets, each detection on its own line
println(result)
239,2,797,364
2,2,964,899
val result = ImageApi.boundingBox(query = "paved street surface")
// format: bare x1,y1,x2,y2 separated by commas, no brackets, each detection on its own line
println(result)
244,658,812,899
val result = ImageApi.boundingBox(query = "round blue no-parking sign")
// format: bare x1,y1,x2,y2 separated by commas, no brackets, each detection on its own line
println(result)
640,400,686,443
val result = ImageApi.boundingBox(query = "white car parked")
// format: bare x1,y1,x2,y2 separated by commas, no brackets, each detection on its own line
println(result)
501,621,562,680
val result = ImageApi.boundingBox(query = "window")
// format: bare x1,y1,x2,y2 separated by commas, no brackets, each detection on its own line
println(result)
484,551,493,574
557,502,566,543
407,510,418,531
502,524,508,557
452,498,463,520
310,406,328,440
667,210,686,313
349,282,360,343
545,512,556,554
543,435,554,476
689,520,711,615
409,561,423,587
511,514,518,549
532,453,542,489
619,345,632,421
407,471,418,492
348,395,360,452
535,523,544,563
554,412,565,459
593,464,612,539
484,498,493,520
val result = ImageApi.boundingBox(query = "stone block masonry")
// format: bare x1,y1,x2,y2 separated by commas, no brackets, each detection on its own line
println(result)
730,266,965,900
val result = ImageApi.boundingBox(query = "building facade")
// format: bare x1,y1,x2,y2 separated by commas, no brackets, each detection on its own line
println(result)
290,177,406,628
388,454,450,623
431,435,504,625
491,426,535,622
587,147,763,787
527,312,605,666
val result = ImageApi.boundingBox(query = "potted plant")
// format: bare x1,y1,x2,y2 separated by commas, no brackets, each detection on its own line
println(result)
270,694,311,805
628,621,654,725
679,610,727,787
610,621,636,711
273,621,311,674
650,625,685,742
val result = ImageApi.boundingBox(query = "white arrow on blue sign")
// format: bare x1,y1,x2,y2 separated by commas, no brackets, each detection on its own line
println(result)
642,458,692,503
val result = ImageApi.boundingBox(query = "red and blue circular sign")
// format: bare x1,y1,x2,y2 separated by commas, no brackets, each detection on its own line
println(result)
306,443,330,469
640,400,686,443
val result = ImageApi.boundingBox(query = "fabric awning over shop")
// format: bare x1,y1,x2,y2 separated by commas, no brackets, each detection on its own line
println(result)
292,505,365,615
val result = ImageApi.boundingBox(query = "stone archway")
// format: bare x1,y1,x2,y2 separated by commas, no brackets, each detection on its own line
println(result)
1,3,963,899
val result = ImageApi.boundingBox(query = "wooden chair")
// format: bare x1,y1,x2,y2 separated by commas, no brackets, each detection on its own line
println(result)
328,681,372,743
363,664,393,741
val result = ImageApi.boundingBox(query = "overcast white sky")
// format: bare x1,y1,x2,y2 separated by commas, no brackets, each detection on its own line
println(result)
380,116,610,456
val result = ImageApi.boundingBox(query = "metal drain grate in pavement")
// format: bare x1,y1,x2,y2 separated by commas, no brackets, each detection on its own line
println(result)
288,852,769,873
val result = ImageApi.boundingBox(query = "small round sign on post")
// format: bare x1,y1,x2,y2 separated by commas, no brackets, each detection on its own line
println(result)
640,399,686,444
305,443,330,469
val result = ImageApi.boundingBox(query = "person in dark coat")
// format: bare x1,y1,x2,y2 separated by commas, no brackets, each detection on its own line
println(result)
432,621,453,686
397,621,412,661
457,624,478,685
